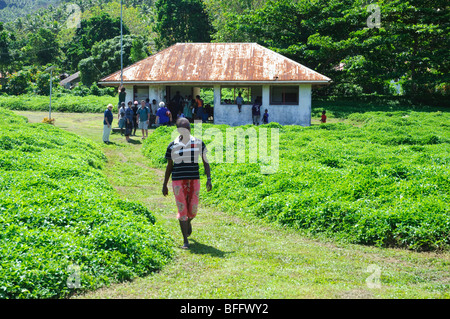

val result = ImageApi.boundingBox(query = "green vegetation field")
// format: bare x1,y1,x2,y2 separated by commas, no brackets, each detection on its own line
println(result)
7,108,449,299
143,110,450,252
0,95,117,113
0,108,173,298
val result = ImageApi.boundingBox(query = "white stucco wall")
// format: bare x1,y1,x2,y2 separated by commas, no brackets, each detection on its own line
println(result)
122,85,165,115
124,86,133,104
123,86,165,104
214,84,312,126
148,86,165,104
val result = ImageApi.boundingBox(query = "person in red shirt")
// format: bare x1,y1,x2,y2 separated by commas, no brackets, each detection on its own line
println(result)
195,95,205,122
320,110,327,123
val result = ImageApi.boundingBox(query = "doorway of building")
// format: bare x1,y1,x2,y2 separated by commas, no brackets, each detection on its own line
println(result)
166,86,214,123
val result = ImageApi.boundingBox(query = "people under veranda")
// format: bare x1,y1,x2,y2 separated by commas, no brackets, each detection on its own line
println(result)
235,92,244,113
183,95,193,122
195,95,205,122
155,101,172,126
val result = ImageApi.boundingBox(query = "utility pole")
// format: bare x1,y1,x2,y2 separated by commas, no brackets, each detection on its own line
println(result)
120,0,124,88
45,65,56,120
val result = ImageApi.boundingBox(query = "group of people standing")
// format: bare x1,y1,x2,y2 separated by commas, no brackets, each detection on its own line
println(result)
249,97,269,126
169,91,212,123
117,99,154,143
102,96,170,144
103,88,272,144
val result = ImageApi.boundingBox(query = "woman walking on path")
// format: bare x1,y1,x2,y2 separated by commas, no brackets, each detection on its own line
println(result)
162,118,212,249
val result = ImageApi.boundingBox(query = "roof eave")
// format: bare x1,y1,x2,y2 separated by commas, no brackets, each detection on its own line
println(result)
98,80,332,86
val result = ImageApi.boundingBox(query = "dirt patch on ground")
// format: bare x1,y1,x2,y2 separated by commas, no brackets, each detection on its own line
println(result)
339,288,376,299
117,152,128,163
134,161,165,177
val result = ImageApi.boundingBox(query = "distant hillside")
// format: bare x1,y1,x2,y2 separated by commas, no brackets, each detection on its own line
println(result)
0,0,64,22
0,0,153,23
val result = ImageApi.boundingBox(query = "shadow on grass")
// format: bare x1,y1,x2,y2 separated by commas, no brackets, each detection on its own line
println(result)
126,139,142,145
188,239,234,258
103,141,118,146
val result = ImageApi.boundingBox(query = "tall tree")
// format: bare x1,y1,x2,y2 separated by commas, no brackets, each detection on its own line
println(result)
64,12,129,73
0,22,12,83
78,35,147,86
154,0,213,50
210,0,449,99
130,37,148,63
23,28,60,66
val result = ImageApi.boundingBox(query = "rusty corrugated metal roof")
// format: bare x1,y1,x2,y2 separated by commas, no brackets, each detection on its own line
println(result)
99,43,331,85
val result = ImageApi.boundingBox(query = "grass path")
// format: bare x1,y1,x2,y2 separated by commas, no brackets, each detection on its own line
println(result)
17,111,450,299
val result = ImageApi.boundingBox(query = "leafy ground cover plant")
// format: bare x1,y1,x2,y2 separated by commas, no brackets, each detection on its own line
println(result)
0,109,173,298
143,111,449,251
0,94,117,113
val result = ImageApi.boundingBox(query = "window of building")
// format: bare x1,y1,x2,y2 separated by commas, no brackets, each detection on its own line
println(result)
133,86,149,103
220,86,262,105
270,86,299,105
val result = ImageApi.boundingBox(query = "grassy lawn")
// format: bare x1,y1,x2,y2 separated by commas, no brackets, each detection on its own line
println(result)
16,111,450,299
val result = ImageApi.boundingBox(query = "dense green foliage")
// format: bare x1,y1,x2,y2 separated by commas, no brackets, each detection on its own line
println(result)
78,34,149,86
0,108,174,298
143,110,450,251
63,11,129,73
0,65,112,97
311,95,447,118
0,0,62,23
0,94,117,113
0,1,154,87
1,0,447,102
154,0,213,49
212,0,449,101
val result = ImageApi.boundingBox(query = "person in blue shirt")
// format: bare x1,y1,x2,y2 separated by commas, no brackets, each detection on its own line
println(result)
103,104,114,144
137,100,150,139
262,109,269,124
155,102,172,126
251,99,261,125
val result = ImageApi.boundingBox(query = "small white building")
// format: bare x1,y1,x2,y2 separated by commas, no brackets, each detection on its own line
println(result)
99,43,331,126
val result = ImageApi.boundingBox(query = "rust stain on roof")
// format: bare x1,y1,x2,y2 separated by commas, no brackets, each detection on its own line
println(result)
100,43,331,84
